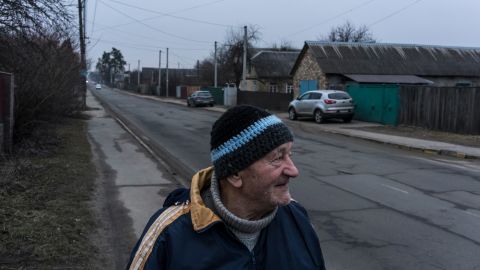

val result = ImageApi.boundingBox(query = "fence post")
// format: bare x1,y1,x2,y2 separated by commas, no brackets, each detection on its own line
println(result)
0,72,14,154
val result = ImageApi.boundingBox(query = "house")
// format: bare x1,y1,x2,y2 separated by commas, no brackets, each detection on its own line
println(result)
141,67,200,86
137,67,201,96
291,41,480,96
242,50,300,93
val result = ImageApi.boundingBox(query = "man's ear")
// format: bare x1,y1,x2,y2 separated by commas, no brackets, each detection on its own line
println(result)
226,173,242,188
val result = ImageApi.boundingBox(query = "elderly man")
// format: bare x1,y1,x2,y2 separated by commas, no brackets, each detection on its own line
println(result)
127,105,326,270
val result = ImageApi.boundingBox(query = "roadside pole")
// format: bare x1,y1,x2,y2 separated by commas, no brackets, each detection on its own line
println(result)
166,48,169,98
158,50,162,96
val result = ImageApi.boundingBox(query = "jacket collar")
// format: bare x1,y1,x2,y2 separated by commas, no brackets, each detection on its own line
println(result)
189,166,222,232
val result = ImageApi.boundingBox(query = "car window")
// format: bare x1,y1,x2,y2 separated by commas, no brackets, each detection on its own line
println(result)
328,92,351,100
299,93,310,100
310,93,322,99
198,92,212,97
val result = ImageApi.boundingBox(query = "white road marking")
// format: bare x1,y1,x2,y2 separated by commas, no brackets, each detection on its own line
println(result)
411,157,480,173
464,211,480,218
382,184,409,194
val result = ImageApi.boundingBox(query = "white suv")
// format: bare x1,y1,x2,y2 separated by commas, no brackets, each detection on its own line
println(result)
288,90,354,123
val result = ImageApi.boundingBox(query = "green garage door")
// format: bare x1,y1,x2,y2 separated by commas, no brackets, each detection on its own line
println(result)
300,80,317,95
346,84,399,126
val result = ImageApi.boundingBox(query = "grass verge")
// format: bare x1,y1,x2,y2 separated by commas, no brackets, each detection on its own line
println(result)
0,118,98,269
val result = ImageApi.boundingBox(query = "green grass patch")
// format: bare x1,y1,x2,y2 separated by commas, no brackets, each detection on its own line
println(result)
0,118,98,269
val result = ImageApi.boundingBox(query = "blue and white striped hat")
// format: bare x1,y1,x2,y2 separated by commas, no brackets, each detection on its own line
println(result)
210,105,293,179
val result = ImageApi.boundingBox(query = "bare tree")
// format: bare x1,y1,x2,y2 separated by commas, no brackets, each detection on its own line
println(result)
217,25,261,87
270,40,297,51
0,0,79,142
0,0,71,36
322,21,375,43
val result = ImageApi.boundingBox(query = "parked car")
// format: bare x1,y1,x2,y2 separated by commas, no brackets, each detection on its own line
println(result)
95,83,102,90
288,90,354,123
187,91,214,107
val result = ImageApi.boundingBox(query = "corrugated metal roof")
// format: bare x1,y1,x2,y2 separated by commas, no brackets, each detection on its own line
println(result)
251,50,300,78
344,74,434,84
305,41,480,76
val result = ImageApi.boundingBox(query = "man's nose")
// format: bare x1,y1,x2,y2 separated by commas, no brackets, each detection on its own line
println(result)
284,156,299,178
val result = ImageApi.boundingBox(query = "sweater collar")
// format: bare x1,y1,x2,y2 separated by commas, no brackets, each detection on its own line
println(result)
189,167,222,232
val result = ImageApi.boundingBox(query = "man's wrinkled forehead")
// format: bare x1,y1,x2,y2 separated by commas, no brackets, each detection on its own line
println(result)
262,142,293,159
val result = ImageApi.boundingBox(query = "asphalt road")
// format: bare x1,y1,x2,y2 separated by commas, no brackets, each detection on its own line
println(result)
92,86,480,270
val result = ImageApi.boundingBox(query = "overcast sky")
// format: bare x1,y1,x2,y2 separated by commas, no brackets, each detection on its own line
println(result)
86,0,480,70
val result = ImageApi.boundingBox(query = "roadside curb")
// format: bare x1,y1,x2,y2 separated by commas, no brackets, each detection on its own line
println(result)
283,118,479,160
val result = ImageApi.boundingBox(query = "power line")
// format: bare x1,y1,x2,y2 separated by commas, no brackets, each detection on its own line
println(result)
90,22,191,46
90,0,99,36
91,22,213,50
105,0,234,28
94,0,232,32
88,36,210,52
89,38,158,52
368,0,424,27
99,0,211,44
284,0,377,38
170,51,198,64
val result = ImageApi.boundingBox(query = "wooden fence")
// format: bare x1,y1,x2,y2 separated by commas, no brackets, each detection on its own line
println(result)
0,72,14,154
399,86,480,134
237,91,293,112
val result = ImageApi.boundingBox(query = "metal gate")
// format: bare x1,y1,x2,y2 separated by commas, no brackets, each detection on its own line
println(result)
346,84,399,125
202,87,224,105
299,80,317,95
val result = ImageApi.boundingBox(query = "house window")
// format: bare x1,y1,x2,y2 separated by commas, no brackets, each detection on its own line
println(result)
286,84,293,94
270,83,278,93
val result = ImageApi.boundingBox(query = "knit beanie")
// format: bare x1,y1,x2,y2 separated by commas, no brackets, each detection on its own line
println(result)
210,105,293,180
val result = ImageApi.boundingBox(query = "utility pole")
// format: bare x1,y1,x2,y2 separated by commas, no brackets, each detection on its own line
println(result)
78,0,87,109
196,60,200,78
158,50,161,96
214,41,218,87
137,60,140,86
242,25,247,82
166,48,169,98
128,63,131,85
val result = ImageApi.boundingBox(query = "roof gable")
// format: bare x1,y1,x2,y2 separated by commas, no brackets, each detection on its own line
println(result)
250,50,300,78
303,41,480,77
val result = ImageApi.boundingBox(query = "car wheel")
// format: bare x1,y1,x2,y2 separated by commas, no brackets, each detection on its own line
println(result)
343,116,352,123
314,110,324,123
209,103,214,107
288,108,297,120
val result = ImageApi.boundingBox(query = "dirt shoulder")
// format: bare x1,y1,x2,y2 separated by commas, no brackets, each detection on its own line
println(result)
357,125,480,148
0,118,112,269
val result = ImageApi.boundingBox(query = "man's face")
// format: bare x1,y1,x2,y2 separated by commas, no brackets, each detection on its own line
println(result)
238,142,299,212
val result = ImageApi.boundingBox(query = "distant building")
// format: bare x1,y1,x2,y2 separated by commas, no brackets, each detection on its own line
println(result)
242,50,300,93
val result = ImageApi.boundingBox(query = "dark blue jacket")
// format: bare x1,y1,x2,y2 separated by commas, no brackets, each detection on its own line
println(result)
127,167,326,270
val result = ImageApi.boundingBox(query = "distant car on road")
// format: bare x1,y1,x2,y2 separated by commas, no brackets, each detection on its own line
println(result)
288,90,354,123
187,90,214,107
95,83,102,90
